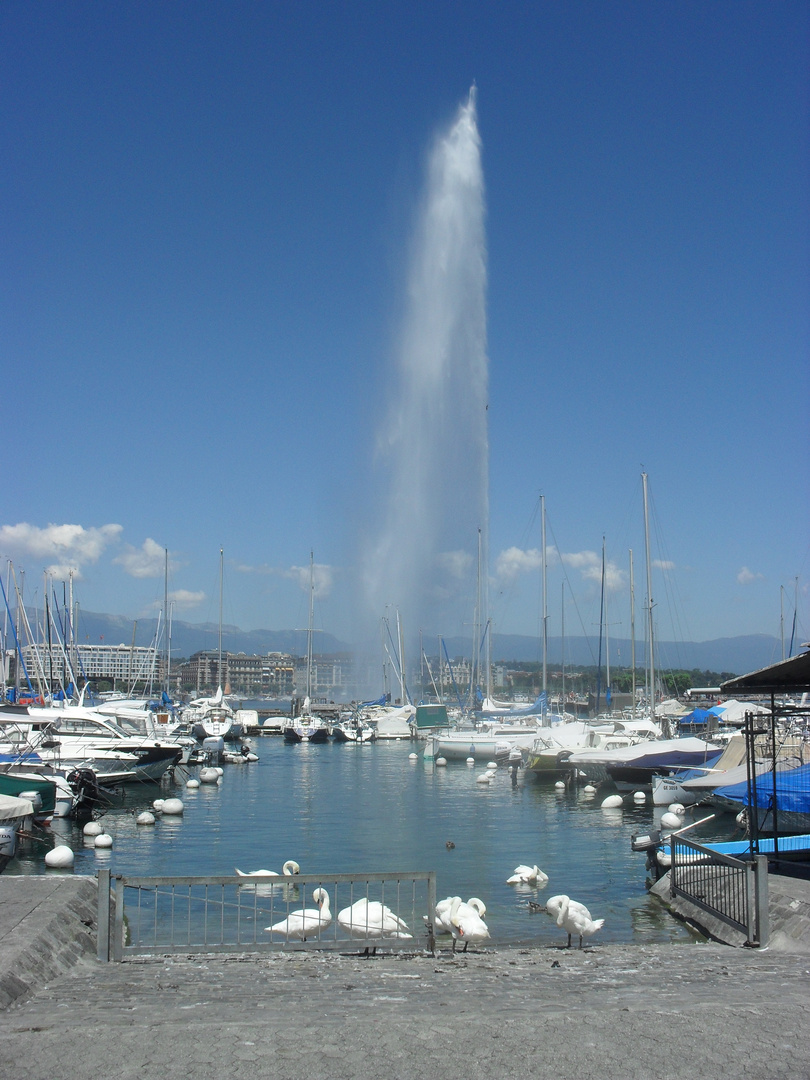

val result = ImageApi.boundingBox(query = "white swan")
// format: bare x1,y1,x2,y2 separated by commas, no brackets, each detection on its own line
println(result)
267,887,331,940
545,894,604,948
431,895,458,935
506,863,549,886
235,859,300,878
430,895,486,937
337,899,412,939
449,895,490,952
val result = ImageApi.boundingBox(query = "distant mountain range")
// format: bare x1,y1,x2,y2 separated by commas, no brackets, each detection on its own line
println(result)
67,611,785,677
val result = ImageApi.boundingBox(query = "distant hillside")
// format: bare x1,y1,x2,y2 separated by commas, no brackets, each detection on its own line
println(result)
71,611,348,659
69,610,782,676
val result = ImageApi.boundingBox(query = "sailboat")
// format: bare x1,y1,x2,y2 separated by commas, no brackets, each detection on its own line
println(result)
188,549,242,741
283,553,329,744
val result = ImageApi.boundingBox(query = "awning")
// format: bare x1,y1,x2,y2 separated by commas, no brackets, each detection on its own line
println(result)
720,650,810,695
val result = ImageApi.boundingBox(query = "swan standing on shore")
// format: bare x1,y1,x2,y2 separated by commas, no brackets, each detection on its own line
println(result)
544,894,604,948
449,896,490,952
337,899,412,939
430,895,486,937
267,887,331,940
506,864,549,886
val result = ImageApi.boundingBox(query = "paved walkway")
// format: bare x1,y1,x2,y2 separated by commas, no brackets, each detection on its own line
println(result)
2,876,809,1080
4,936,810,1077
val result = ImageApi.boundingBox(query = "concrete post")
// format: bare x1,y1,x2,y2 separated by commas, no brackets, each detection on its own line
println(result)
97,867,111,962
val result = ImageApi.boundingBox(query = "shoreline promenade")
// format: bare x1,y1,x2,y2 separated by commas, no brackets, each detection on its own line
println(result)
2,876,809,1080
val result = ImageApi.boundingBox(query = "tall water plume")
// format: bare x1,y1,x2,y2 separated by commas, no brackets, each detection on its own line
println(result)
364,88,489,650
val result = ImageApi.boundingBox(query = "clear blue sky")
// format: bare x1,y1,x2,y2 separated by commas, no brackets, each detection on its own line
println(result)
2,2,808,659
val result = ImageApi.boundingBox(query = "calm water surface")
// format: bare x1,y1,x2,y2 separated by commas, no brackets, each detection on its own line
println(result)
9,738,745,946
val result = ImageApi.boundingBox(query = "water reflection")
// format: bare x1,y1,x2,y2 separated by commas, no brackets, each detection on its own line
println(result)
6,740,748,945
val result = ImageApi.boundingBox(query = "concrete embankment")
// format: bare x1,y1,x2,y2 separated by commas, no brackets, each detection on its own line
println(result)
651,869,810,951
1,875,809,1080
0,875,98,1008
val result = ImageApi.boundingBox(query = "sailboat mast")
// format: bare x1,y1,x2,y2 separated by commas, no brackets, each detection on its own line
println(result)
629,549,636,719
605,546,611,710
595,537,605,717
164,548,169,695
561,581,565,711
642,473,655,726
306,552,314,701
396,608,406,705
541,495,547,701
218,547,224,689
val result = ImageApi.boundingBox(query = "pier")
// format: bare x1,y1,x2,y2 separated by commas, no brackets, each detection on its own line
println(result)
1,874,809,1080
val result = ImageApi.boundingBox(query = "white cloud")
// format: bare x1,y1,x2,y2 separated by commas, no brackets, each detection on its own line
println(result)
285,562,334,599
653,559,676,571
0,522,122,571
168,589,206,609
436,550,473,580
495,546,543,582
737,567,764,585
44,563,84,580
560,549,626,593
113,538,168,579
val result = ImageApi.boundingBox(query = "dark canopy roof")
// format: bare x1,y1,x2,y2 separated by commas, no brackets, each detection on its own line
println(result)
720,650,810,695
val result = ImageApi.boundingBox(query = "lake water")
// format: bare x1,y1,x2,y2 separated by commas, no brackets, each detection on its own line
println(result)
9,738,744,947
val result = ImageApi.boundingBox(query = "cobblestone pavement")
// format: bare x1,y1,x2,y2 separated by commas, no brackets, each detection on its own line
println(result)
2,942,808,1080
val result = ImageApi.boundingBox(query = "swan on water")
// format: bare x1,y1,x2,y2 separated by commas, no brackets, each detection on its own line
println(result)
266,887,331,940
544,894,604,948
235,859,300,878
449,895,489,952
506,864,549,886
336,899,412,939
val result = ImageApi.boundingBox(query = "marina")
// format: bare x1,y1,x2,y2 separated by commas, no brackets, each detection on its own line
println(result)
4,734,748,948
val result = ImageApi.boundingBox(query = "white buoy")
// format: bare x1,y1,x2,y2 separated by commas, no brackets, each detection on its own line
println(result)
601,794,624,808
161,797,184,815
153,799,165,811
668,803,686,815
408,752,418,761
476,772,491,784
94,833,113,849
45,845,74,868
136,811,156,825
555,780,566,790
186,778,200,789
215,767,224,777
199,768,219,784
660,812,682,829
487,761,498,769
466,757,475,765
83,820,103,837
583,784,596,794
435,757,447,767
633,791,647,803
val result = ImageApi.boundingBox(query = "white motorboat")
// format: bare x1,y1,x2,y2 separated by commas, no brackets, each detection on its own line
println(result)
525,722,645,775
0,793,35,872
650,734,749,805
363,703,415,741
186,687,243,741
427,722,545,762
25,702,183,782
567,736,723,788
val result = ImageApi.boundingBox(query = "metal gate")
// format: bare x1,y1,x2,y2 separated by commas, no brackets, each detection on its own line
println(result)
669,833,769,946
97,868,437,961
